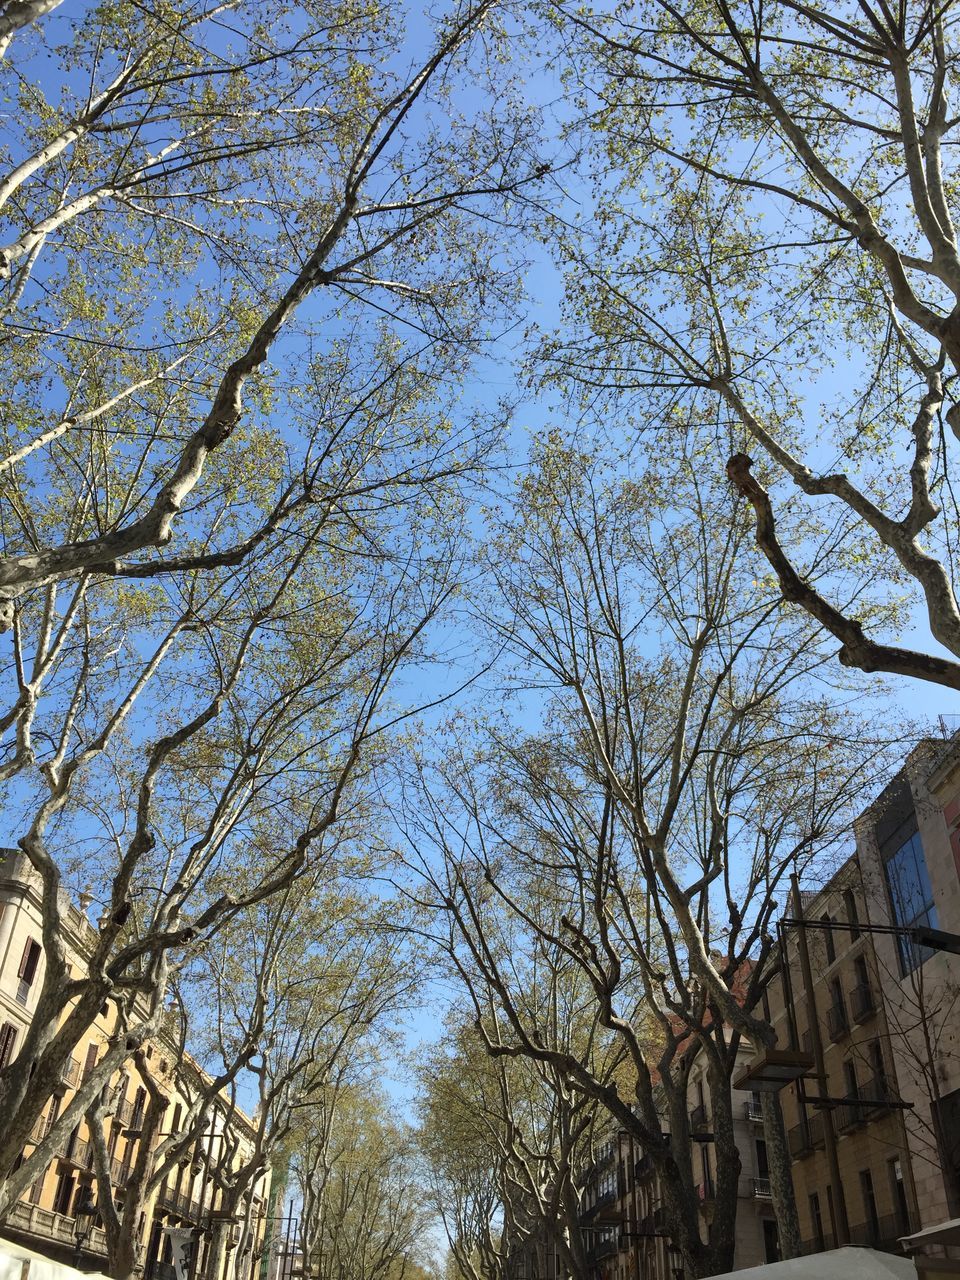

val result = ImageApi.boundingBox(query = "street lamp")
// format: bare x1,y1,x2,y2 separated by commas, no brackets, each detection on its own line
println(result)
73,1186,98,1267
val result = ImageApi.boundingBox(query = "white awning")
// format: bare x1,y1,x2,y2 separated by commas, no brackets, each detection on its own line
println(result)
706,1246,917,1280
0,1237,111,1280
900,1218,960,1249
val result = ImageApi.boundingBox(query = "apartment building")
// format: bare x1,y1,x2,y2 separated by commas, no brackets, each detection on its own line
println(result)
0,848,269,1280
761,734,960,1254
855,738,960,1228
571,1039,780,1280
766,862,920,1255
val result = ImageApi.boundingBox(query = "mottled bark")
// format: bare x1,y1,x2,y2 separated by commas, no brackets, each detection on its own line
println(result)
762,1092,801,1259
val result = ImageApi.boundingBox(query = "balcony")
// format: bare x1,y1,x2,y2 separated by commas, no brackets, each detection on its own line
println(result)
157,1188,204,1222
690,1103,708,1132
743,1100,763,1123
859,1075,894,1117
848,1212,917,1254
28,1111,57,1145
16,978,31,1006
586,1236,618,1265
826,1003,848,1042
652,1206,667,1231
800,1234,837,1256
787,1113,825,1158
634,1154,653,1179
836,1093,867,1133
752,1178,772,1199
580,1188,618,1224
6,1199,108,1258
51,1057,81,1094
64,1136,92,1169
850,982,876,1024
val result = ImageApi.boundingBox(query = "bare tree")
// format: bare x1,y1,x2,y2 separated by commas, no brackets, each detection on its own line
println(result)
0,0,545,1207
398,438,893,1276
417,1009,611,1280
541,0,960,692
292,1085,433,1280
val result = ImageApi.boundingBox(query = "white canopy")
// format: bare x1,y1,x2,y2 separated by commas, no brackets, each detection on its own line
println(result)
707,1247,918,1280
900,1218,960,1248
0,1237,111,1280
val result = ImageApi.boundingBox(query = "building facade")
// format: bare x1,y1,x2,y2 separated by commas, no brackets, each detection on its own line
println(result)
0,848,269,1279
763,734,960,1256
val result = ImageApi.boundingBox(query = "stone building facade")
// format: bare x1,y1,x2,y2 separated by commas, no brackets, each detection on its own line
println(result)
0,848,270,1280
764,734,960,1255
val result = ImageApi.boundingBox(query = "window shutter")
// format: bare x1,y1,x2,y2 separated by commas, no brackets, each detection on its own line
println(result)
18,938,40,984
0,1022,16,1068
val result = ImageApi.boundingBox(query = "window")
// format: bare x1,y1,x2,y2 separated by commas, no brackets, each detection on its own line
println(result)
756,1139,769,1178
869,1040,886,1090
889,1158,910,1233
0,1021,17,1069
859,1169,880,1242
822,915,836,965
844,890,861,940
884,830,937,972
828,977,847,1038
809,1192,826,1250
53,1169,75,1215
16,938,41,1004
763,1219,780,1264
82,1043,98,1081
844,1059,859,1098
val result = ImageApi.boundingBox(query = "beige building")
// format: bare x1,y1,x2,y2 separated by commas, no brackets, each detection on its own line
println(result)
764,734,960,1255
0,848,270,1280
767,863,919,1254
574,1041,779,1280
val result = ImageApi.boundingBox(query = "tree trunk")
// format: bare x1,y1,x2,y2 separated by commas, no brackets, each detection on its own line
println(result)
763,1092,801,1258
707,1064,739,1275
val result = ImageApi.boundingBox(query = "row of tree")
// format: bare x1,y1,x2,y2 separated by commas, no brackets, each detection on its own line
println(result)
0,0,958,1278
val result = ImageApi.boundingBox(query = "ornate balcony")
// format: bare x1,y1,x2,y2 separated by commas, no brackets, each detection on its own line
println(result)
825,1003,848,1042
850,982,876,1024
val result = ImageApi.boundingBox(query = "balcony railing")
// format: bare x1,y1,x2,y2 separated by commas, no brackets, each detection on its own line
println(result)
157,1187,206,1222
634,1154,653,1179
580,1188,617,1224
800,1233,837,1256
743,1100,763,1123
836,1078,894,1132
787,1114,824,1158
16,978,31,1006
690,1103,708,1132
860,1076,895,1118
7,1199,108,1257
826,1003,848,1042
847,1212,917,1254
586,1237,618,1265
752,1178,772,1199
850,982,876,1024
